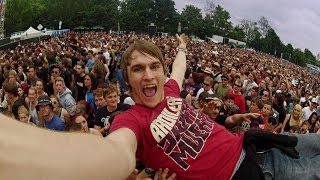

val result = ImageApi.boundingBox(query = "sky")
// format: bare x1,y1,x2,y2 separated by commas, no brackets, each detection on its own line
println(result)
173,0,320,55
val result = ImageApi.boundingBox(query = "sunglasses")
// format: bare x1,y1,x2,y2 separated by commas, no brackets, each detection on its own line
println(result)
52,71,59,74
263,94,269,97
203,83,210,87
52,101,58,104
234,84,242,87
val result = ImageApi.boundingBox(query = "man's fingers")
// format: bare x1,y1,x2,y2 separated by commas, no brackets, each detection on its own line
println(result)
167,173,177,180
161,168,169,179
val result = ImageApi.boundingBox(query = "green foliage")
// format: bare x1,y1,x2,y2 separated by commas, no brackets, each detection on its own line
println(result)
152,0,179,33
211,5,233,37
228,26,245,42
261,28,282,55
292,48,305,66
5,0,46,33
180,5,203,36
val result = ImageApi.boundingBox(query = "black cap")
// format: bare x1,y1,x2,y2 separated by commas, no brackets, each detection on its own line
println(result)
36,95,52,107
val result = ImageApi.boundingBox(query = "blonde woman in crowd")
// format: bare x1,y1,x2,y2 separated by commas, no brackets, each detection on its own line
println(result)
18,106,35,126
281,104,303,132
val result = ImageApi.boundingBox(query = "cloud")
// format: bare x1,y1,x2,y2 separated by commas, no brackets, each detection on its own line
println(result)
174,0,320,54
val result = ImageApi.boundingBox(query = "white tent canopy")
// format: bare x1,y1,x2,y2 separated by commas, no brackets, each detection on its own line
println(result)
10,26,46,40
19,27,46,40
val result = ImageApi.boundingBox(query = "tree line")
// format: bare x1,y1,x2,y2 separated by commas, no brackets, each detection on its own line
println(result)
4,0,317,66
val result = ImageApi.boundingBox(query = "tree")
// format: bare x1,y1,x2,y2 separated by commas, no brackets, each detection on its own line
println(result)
239,19,262,50
292,48,306,66
304,48,316,65
261,28,282,55
5,0,46,34
228,25,245,42
258,16,271,38
211,5,232,37
120,0,154,32
203,0,216,18
152,0,179,34
180,5,203,36
85,0,120,30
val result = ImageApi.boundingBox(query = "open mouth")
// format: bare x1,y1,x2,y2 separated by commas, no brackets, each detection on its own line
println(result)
143,85,157,97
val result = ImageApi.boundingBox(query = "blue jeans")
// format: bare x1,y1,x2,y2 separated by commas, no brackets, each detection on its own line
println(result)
260,133,320,180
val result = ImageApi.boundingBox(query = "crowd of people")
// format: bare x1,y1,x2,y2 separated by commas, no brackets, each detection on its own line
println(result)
1,31,320,179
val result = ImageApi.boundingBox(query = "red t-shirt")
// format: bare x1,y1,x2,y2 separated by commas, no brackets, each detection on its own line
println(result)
111,79,244,180
227,90,246,113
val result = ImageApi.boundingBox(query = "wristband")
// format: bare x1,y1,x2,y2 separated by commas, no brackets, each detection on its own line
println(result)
177,47,187,53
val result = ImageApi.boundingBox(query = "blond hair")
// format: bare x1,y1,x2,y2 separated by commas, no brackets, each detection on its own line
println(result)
18,106,29,116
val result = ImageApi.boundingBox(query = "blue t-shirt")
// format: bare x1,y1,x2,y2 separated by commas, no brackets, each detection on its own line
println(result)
45,115,65,131
86,59,94,71
86,91,96,110
116,69,128,91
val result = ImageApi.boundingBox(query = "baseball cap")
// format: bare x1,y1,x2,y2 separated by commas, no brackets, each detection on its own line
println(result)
36,95,52,107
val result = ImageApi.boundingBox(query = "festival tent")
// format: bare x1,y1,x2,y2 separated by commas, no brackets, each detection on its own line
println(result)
19,27,46,40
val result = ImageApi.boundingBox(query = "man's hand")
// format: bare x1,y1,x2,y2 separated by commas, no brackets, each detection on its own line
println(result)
175,34,189,48
157,168,177,180
225,113,260,128
241,113,261,123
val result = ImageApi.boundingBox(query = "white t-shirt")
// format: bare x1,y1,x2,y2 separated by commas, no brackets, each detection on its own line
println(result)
103,51,110,65
302,106,315,121
124,97,135,105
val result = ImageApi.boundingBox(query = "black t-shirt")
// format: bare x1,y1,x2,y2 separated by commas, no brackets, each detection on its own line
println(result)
12,97,28,120
75,75,86,101
94,103,131,128
273,104,286,125
36,67,49,86
87,113,95,129
61,68,73,89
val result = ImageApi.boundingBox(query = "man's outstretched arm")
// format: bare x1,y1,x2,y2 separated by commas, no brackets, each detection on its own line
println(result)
170,34,188,90
0,114,136,180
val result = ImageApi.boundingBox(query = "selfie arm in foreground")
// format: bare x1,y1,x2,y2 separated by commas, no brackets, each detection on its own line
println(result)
0,114,136,180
